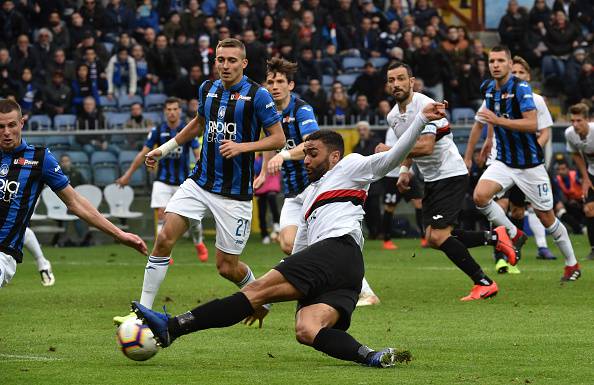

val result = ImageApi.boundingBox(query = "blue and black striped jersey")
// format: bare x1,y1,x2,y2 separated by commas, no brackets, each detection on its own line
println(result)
145,122,199,186
480,76,541,169
190,76,281,200
0,140,69,262
280,94,319,197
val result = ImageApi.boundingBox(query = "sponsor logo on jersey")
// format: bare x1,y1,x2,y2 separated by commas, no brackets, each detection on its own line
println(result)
302,119,315,126
0,164,8,177
207,92,218,98
432,214,443,220
54,165,61,172
501,93,515,99
0,179,20,202
265,101,275,109
207,120,237,143
282,116,295,123
301,106,313,112
230,92,251,101
13,158,39,167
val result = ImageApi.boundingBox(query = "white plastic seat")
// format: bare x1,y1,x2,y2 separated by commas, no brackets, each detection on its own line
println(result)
41,187,77,221
103,184,143,219
75,184,110,218
30,197,47,221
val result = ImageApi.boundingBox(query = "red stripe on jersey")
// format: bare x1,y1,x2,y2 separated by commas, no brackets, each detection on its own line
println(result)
435,124,451,140
304,189,367,220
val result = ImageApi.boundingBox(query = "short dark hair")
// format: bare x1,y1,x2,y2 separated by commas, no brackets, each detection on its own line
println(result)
165,97,181,108
266,57,298,82
306,129,344,158
569,103,589,118
387,61,413,77
0,99,22,118
490,45,511,59
216,38,246,58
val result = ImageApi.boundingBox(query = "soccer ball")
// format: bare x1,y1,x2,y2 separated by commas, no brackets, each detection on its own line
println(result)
116,318,158,361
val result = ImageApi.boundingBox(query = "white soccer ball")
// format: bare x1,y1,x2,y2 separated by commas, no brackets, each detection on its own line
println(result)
116,318,158,361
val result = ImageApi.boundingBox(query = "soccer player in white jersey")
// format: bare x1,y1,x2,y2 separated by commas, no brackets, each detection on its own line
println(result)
480,56,557,272
464,46,580,282
23,227,54,286
132,102,447,368
376,61,514,301
565,103,594,260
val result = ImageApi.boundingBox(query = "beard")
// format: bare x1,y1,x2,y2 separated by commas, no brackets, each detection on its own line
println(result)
393,87,411,103
306,160,330,183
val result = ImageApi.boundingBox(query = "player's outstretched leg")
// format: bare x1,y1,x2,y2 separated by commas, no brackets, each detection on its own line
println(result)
356,277,380,307
23,227,54,286
189,219,208,262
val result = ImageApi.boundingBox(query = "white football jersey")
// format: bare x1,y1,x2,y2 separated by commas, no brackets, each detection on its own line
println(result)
386,92,467,182
292,114,429,253
565,123,594,175
482,93,552,165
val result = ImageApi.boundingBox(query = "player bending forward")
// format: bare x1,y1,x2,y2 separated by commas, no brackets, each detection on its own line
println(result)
132,102,447,368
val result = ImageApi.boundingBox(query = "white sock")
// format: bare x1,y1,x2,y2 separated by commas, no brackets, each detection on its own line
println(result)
189,219,203,245
546,219,577,266
360,277,376,297
527,210,548,248
24,227,50,271
236,266,256,289
140,255,171,308
477,200,518,238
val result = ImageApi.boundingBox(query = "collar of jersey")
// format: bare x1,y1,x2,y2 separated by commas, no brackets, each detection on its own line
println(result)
223,75,247,92
282,94,296,114
4,139,28,154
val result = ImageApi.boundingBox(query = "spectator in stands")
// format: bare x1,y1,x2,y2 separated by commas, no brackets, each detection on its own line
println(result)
201,16,219,46
127,102,154,130
295,46,321,86
412,34,451,102
79,0,107,38
186,98,199,122
498,0,529,57
217,25,232,42
163,12,183,42
301,78,328,120
105,0,135,41
69,12,93,49
16,67,42,120
349,62,386,108
43,70,71,117
333,0,359,38
413,77,434,99
230,1,259,36
214,1,232,29
0,1,28,44
354,16,381,59
385,0,406,24
470,39,488,64
529,0,552,30
142,27,157,51
134,0,160,39
34,29,56,74
147,34,179,93
0,62,15,99
254,153,281,245
47,49,75,83
440,25,471,73
71,63,100,114
106,47,137,99
353,120,383,239
58,153,92,246
542,10,582,86
75,32,109,66
328,81,353,125
555,159,586,233
577,59,594,105
287,0,304,25
172,64,205,103
379,20,403,56
457,62,483,110
403,14,423,36
197,35,215,79
353,94,373,121
413,0,439,29
10,34,41,80
59,154,86,187
115,32,134,53
304,0,328,28
565,47,588,105
318,43,341,76
48,11,70,52
242,29,268,84
80,47,106,93
375,99,392,125
202,0,237,17
276,16,299,60
260,14,276,50
181,0,204,44
170,32,194,73
76,96,121,157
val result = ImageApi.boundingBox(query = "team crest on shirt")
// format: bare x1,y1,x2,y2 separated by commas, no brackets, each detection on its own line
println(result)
218,106,226,118
0,164,8,176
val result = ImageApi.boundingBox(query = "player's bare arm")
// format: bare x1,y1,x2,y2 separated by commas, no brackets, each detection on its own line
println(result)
476,108,537,133
253,150,274,190
407,133,436,157
571,152,592,196
537,127,550,147
219,121,285,159
56,185,148,255
117,146,151,186
479,124,494,166
268,140,309,176
145,115,204,168
464,120,484,169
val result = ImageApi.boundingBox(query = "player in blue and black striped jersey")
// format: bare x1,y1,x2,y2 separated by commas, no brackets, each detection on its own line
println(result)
115,97,208,265
128,38,284,327
464,46,580,282
254,58,320,255
0,99,147,289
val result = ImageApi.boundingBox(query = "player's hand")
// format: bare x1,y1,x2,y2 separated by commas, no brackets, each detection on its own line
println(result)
267,154,284,175
582,179,593,197
397,172,411,193
115,174,130,187
220,140,244,158
476,108,499,125
464,156,473,170
243,305,269,328
145,149,162,169
375,143,391,153
253,173,266,190
117,232,148,255
421,100,448,121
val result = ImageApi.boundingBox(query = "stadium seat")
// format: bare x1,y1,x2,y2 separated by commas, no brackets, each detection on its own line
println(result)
118,94,143,112
143,112,162,126
99,95,118,112
103,184,143,219
144,93,167,112
119,150,146,187
54,114,77,130
342,57,366,73
369,57,389,69
105,112,130,129
45,135,73,150
42,187,77,221
322,74,334,87
74,184,110,217
23,136,46,147
451,108,476,124
91,151,119,187
66,150,92,183
30,198,47,221
336,73,358,87
27,115,52,131
103,42,114,55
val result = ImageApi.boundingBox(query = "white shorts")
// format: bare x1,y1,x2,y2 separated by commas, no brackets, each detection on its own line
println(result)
166,179,252,254
151,181,180,208
480,160,553,211
0,251,17,288
279,197,302,230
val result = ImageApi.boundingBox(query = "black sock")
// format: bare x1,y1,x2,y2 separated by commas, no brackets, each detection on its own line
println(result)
451,229,494,248
312,328,372,363
383,211,393,241
415,208,424,237
511,216,524,232
439,236,493,286
587,217,594,247
168,292,254,339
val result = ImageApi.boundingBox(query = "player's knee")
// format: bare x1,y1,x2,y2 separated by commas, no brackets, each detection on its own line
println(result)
153,231,175,255
473,190,490,207
511,207,525,220
427,231,446,248
216,260,236,280
294,324,317,346
585,204,594,217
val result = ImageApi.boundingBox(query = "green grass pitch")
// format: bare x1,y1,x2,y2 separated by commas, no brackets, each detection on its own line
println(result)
1,235,593,385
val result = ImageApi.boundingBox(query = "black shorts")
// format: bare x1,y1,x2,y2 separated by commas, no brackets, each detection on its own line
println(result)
273,234,364,331
423,174,468,229
384,175,423,205
588,173,594,203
